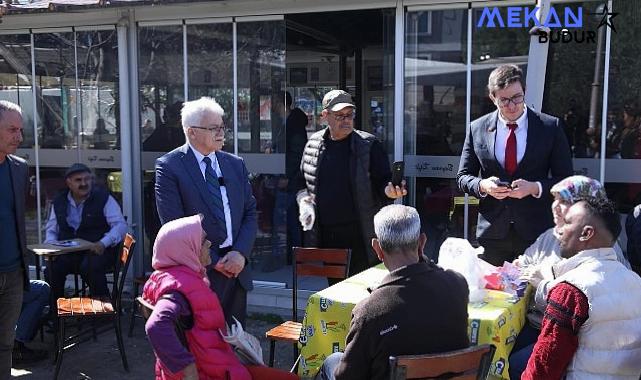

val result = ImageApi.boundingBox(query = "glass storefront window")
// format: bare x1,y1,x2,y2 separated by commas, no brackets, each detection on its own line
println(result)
187,22,234,153
405,8,469,259
33,32,78,150
605,0,641,241
76,29,120,152
0,34,34,147
542,1,606,182
236,20,286,154
139,25,185,154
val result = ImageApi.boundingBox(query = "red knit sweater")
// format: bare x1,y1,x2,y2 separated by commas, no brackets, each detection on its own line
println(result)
522,282,589,380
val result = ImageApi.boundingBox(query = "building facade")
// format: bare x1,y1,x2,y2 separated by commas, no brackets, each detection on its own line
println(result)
1,0,639,290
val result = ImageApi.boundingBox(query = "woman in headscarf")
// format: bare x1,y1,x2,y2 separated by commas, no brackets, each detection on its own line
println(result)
143,214,298,380
509,175,631,379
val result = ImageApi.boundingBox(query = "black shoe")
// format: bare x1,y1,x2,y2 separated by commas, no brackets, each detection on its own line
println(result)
12,341,48,364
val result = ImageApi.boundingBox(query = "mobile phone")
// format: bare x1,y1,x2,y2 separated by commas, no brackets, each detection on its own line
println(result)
391,161,404,186
496,180,512,189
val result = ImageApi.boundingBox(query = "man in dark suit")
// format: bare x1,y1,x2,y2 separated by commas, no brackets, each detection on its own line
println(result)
155,97,257,326
457,65,573,265
0,101,29,378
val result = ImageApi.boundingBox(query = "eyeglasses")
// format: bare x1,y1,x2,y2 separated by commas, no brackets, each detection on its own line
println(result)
190,124,226,134
496,94,525,107
331,112,356,122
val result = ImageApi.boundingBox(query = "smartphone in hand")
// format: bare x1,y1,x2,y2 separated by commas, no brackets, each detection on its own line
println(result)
495,180,512,189
391,161,404,186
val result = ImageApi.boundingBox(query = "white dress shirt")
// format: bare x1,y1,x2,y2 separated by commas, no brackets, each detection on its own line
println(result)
494,108,542,198
189,145,233,248
495,109,528,168
44,192,127,247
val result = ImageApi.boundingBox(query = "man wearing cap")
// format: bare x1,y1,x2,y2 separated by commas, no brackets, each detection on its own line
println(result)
298,90,406,277
44,163,127,301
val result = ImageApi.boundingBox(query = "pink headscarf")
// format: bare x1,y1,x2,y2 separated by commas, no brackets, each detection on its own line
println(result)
152,214,209,284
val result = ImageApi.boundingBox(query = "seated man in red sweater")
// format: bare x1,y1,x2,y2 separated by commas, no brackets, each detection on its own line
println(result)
522,197,641,380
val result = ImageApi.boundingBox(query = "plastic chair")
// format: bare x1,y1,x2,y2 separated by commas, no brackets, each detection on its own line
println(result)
53,234,136,380
265,247,351,367
388,344,496,380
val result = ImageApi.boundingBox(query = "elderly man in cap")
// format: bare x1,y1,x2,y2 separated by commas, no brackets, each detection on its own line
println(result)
297,90,406,278
44,163,127,301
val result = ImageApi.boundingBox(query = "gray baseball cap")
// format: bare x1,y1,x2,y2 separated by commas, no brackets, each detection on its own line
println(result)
322,90,356,112
65,163,91,179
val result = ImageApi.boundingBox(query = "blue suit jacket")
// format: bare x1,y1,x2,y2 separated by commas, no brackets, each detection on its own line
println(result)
457,108,573,242
8,154,29,289
155,145,257,290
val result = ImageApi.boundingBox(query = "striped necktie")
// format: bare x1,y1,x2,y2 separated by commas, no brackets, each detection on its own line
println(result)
202,156,227,240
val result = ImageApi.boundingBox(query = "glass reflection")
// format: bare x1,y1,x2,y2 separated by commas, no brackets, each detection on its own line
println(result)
0,34,34,147
75,30,119,150
405,9,468,246
543,1,606,159
139,25,185,153
605,0,641,225
186,22,234,153
33,33,78,150
236,21,285,154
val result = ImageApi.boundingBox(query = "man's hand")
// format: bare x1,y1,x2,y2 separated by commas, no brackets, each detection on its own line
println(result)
182,363,198,380
219,250,246,277
384,180,408,199
520,262,553,288
508,179,539,199
89,241,106,255
479,177,511,200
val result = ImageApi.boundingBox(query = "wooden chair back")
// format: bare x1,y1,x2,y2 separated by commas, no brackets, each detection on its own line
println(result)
388,344,496,380
112,233,136,312
292,247,351,321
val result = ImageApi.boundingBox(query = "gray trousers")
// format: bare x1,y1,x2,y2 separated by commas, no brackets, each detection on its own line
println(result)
315,352,343,380
0,269,23,380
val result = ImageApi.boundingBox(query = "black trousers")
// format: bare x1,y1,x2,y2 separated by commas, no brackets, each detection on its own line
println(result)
478,224,534,266
319,221,370,284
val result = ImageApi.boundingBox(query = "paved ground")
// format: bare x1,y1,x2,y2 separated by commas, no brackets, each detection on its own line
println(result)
11,310,297,380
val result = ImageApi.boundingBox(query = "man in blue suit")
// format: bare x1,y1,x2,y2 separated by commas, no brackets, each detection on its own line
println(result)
457,65,573,265
155,97,257,326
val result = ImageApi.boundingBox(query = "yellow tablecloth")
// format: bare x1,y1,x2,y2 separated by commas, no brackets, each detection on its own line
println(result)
297,264,529,379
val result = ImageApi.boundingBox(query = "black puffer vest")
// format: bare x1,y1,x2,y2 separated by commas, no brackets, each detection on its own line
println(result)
53,187,110,242
301,128,390,265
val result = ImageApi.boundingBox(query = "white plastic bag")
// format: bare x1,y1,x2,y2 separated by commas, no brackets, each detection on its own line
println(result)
438,238,494,302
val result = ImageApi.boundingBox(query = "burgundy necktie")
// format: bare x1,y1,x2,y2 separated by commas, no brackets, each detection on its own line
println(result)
505,123,518,176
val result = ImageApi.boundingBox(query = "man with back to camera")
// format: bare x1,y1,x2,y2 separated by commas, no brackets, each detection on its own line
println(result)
315,204,470,380
298,89,406,278
154,97,257,326
0,100,29,379
523,197,641,379
457,64,573,265
45,163,127,301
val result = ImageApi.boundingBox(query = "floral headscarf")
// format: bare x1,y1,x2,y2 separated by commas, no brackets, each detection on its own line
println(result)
550,175,606,204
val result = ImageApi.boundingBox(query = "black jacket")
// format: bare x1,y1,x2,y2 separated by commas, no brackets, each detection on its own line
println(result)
457,108,573,241
300,128,391,265
334,262,470,380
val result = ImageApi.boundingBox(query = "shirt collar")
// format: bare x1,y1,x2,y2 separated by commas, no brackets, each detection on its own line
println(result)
67,191,86,207
497,106,528,130
189,143,218,166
